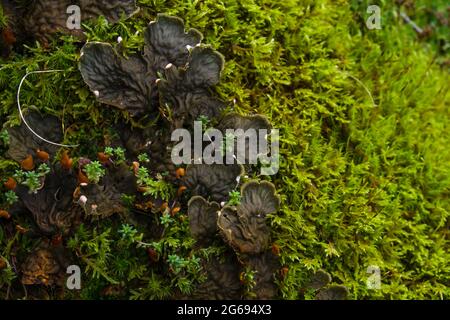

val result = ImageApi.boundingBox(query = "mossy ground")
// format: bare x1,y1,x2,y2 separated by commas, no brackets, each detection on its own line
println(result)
0,0,449,299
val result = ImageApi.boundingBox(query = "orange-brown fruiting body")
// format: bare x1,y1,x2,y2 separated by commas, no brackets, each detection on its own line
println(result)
77,169,89,184
97,152,110,164
177,185,187,196
36,149,50,161
0,257,6,270
147,248,159,262
2,28,16,45
4,177,17,190
176,167,185,179
61,150,73,170
137,186,148,193
239,272,246,283
160,202,169,213
132,162,140,175
21,154,35,171
15,225,27,234
271,244,281,256
0,210,11,219
280,267,289,278
171,206,181,216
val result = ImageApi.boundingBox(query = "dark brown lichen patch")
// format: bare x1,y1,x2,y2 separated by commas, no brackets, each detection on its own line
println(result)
144,14,202,71
80,0,138,23
218,113,272,165
23,0,80,45
21,243,70,286
188,255,243,300
158,46,225,128
76,164,136,218
219,113,271,133
306,269,332,290
110,121,157,157
315,285,349,300
182,46,224,89
79,42,152,116
217,181,280,254
78,183,126,218
187,196,220,244
6,112,63,163
14,166,82,235
23,0,137,44
159,84,225,129
300,269,349,300
79,15,225,126
237,181,280,219
0,10,289,300
104,163,137,195
243,251,280,299
182,164,244,203
218,206,270,254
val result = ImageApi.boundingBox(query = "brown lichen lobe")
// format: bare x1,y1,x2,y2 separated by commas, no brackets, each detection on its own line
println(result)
218,181,280,254
23,0,138,44
21,244,70,286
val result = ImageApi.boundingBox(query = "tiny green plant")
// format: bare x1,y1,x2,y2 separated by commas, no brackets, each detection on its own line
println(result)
118,223,138,239
167,254,202,276
67,225,118,284
227,190,241,206
118,223,143,243
22,172,41,193
240,267,257,298
167,254,187,273
197,115,210,130
138,153,150,163
113,147,126,164
160,213,173,227
104,147,114,156
84,161,105,184
0,130,9,145
130,272,172,300
104,146,126,164
0,5,7,29
121,194,136,207
136,166,150,185
4,190,18,206
37,163,51,175
13,163,51,193
136,168,174,201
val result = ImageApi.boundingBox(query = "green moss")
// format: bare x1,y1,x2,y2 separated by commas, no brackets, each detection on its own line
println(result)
0,0,448,299
0,5,7,28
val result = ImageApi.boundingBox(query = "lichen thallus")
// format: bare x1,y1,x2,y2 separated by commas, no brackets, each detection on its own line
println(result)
16,69,79,148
